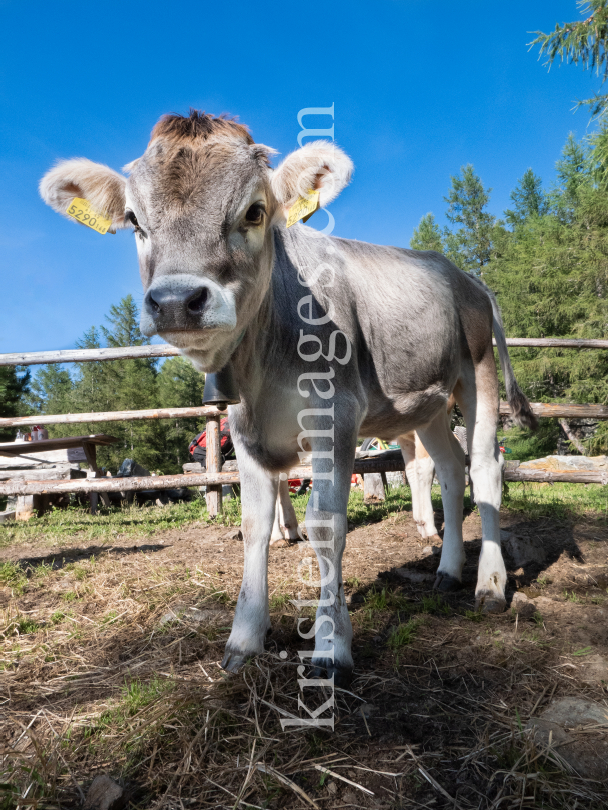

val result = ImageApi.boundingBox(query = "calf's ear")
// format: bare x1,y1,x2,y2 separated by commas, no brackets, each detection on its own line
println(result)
39,158,128,229
271,141,353,213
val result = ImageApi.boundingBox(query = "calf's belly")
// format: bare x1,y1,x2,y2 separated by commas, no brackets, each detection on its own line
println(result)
360,388,449,440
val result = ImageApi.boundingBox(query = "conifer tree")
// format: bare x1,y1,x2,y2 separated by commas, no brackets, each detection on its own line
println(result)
157,356,206,470
0,366,30,442
409,213,445,252
552,134,590,220
27,366,73,437
31,297,164,472
443,165,495,273
484,132,608,450
505,169,548,227
82,296,161,471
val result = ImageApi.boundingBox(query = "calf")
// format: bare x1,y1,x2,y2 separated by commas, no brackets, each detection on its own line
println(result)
40,110,536,685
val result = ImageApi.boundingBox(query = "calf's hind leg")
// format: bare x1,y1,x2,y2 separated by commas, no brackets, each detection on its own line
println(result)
455,354,507,613
416,410,466,591
270,478,300,546
400,432,440,541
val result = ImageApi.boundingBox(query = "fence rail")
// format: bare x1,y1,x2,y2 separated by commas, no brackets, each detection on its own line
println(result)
3,338,608,518
2,460,606,498
3,337,608,368
0,405,220,429
0,345,179,366
498,402,608,419
0,401,606,430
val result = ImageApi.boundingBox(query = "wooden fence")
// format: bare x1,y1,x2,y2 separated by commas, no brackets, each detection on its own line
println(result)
2,339,608,518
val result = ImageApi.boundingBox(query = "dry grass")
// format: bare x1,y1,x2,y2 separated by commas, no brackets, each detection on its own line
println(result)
2,502,608,808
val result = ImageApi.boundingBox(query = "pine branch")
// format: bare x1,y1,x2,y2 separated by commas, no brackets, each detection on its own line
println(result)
530,1,608,111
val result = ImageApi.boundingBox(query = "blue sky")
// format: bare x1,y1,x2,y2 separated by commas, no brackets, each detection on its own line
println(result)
0,0,603,354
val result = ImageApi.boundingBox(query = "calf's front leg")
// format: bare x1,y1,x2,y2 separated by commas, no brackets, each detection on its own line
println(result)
303,418,358,688
222,449,278,672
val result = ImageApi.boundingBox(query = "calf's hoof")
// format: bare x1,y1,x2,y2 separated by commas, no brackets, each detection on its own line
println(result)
221,647,255,673
434,572,461,592
475,591,507,614
310,659,354,689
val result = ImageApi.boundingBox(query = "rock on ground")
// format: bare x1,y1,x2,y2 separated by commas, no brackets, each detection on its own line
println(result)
510,591,537,619
82,775,125,810
500,530,546,568
220,528,243,542
577,653,608,686
527,697,608,780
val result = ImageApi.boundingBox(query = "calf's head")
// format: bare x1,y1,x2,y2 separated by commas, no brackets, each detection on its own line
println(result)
40,110,353,371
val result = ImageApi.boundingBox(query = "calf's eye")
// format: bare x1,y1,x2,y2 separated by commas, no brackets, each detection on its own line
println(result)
125,209,146,240
125,209,139,227
245,203,265,224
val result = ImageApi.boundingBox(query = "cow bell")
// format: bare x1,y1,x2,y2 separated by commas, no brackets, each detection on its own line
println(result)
202,363,240,410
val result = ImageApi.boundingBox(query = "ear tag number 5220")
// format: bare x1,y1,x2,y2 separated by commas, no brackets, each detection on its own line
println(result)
67,197,112,234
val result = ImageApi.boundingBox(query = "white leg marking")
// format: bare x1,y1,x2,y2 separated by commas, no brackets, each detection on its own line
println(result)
270,493,283,542
401,434,425,537
301,406,360,685
414,433,439,539
417,412,466,588
222,448,278,671
457,363,507,612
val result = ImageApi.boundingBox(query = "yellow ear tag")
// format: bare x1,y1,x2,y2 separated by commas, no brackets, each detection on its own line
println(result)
286,189,320,228
66,197,112,235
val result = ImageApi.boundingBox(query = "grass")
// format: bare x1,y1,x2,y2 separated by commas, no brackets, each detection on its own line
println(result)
0,494,243,549
3,473,608,559
269,593,291,611
0,561,27,595
363,585,411,613
503,481,608,522
13,616,40,634
93,677,176,733
3,484,608,810
50,609,71,625
361,587,450,620
387,618,420,649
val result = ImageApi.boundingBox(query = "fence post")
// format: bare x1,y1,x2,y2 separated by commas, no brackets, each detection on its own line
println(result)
205,414,223,517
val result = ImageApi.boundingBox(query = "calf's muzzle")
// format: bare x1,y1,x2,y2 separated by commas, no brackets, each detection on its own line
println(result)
140,273,237,337
144,285,209,331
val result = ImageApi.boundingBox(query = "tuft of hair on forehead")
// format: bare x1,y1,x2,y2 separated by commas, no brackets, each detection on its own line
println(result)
150,109,254,147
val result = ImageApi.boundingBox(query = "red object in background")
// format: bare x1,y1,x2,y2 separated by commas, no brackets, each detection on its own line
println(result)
287,474,357,494
189,418,231,455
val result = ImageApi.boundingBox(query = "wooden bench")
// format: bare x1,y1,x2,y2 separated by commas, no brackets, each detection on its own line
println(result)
0,434,119,518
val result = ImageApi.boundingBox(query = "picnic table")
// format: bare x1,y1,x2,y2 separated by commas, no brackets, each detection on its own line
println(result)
0,434,119,517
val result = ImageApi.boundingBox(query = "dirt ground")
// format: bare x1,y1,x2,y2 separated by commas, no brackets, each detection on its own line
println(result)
1,500,608,809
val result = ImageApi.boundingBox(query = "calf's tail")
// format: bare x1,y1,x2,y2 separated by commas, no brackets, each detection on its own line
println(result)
485,286,538,431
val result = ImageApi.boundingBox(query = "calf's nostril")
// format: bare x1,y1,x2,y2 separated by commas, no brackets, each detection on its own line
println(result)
187,288,209,314
148,293,161,314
